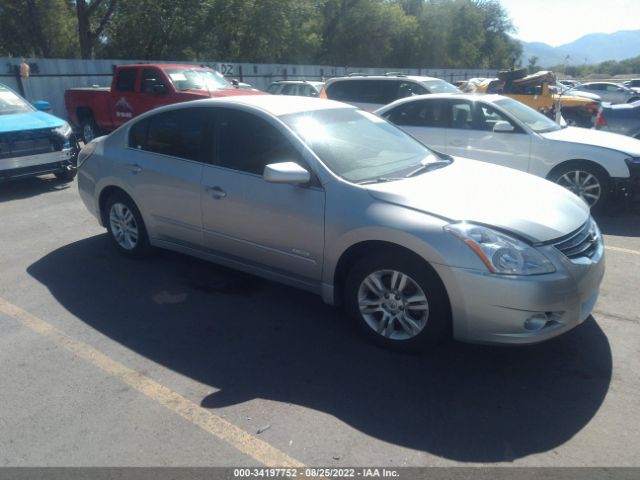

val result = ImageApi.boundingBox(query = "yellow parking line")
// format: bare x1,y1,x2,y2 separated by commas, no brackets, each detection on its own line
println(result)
0,296,304,468
605,245,640,256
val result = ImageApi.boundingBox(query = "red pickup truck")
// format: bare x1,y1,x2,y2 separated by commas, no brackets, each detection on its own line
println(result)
65,64,266,142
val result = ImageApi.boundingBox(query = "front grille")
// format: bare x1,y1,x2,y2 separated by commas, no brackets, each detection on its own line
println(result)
553,221,600,260
0,128,56,160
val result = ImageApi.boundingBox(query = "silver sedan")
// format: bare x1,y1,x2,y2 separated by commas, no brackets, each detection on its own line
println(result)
77,96,604,350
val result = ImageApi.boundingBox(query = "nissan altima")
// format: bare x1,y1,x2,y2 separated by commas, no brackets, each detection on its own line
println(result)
77,96,604,350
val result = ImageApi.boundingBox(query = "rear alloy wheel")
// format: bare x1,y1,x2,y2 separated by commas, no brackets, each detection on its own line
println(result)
551,165,609,210
345,254,450,351
105,192,150,256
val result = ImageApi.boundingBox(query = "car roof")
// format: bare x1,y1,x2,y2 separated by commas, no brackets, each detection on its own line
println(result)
270,80,324,85
156,95,354,117
327,75,443,83
374,93,506,112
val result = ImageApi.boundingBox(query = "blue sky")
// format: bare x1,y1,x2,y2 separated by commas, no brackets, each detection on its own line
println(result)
499,0,640,46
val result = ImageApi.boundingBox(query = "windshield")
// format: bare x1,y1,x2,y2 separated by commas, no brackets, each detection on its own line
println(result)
165,68,231,92
0,86,34,115
420,79,460,94
494,97,560,133
281,108,443,183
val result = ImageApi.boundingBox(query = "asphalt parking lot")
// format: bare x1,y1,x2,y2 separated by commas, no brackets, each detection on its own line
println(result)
1,176,639,467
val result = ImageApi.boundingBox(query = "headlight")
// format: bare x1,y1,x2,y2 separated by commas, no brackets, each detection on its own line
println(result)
625,157,640,166
52,122,72,137
444,223,555,275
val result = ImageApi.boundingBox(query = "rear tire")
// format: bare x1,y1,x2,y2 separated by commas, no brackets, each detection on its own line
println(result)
104,191,150,257
344,251,450,352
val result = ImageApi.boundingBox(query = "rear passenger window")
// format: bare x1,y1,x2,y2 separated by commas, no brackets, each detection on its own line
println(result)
115,68,137,92
129,118,149,149
215,109,303,175
129,108,208,161
385,100,446,128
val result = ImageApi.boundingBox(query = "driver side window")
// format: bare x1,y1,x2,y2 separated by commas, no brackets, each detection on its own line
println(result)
477,104,514,131
214,109,304,175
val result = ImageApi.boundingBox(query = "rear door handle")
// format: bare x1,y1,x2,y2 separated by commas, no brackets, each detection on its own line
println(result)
206,186,226,199
127,163,142,174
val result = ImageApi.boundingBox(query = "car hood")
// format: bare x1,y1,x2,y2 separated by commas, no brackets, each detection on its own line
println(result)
0,111,65,133
566,89,601,101
541,126,640,156
365,158,589,243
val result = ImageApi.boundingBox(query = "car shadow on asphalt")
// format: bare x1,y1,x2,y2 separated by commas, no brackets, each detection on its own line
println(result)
27,234,612,463
0,175,72,202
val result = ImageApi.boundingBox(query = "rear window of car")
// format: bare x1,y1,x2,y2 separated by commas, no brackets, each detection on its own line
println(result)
115,68,137,92
326,80,399,105
419,80,460,94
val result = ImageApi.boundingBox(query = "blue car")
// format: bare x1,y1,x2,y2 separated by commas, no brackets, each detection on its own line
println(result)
1,83,78,182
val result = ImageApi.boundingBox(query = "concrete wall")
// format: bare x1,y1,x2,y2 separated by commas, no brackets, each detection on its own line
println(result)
0,57,498,121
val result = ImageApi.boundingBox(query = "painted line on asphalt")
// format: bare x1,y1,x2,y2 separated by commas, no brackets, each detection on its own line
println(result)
605,245,640,256
0,296,304,468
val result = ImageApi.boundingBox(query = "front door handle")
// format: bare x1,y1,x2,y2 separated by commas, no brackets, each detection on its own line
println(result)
127,163,142,174
206,186,226,199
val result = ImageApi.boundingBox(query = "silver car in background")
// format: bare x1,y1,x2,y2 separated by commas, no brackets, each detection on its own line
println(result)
77,96,604,350
573,82,640,104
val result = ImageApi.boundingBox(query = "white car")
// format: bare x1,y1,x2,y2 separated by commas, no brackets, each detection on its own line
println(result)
376,93,640,210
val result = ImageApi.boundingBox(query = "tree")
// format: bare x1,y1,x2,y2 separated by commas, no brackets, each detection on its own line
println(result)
75,0,117,59
0,0,77,57
527,55,538,74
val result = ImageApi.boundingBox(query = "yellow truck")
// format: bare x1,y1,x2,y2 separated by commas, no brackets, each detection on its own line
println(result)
471,70,600,128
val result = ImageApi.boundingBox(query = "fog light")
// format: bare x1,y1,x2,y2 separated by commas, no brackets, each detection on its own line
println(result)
524,314,548,331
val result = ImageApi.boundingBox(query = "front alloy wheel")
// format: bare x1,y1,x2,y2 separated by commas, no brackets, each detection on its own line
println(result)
345,253,450,351
555,169,602,208
358,270,429,340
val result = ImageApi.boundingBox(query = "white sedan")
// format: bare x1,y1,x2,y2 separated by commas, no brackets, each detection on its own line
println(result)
375,93,640,210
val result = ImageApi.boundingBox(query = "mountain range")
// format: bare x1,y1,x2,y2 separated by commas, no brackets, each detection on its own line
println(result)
519,30,640,67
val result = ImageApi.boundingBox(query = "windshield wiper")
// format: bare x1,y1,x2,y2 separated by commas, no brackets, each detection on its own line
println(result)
405,159,451,178
358,177,404,185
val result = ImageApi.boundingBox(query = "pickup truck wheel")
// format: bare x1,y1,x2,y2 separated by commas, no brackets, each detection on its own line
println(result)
344,253,450,352
81,118,100,143
549,163,609,211
105,192,150,257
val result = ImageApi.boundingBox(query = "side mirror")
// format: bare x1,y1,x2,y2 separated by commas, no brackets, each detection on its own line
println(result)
32,100,51,111
493,121,515,133
152,84,168,95
231,79,240,88
264,162,311,185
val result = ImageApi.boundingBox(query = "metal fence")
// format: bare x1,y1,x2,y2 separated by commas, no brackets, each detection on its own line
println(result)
0,57,498,121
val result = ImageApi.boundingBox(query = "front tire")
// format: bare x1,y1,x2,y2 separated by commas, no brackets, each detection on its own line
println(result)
104,191,150,257
344,252,450,351
549,163,610,211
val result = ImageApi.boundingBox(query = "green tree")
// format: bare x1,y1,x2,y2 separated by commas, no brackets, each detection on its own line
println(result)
76,0,118,59
0,0,77,57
